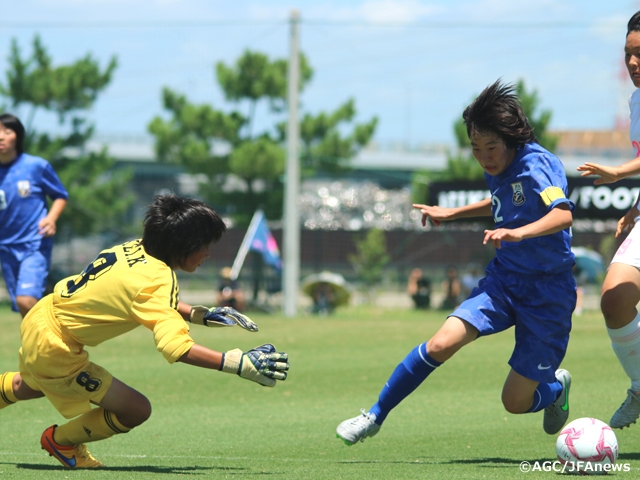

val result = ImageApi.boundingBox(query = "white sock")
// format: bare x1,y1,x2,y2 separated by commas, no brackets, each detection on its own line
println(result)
608,313,640,392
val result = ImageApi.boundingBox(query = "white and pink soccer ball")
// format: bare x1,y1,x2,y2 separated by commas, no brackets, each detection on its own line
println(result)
556,417,619,475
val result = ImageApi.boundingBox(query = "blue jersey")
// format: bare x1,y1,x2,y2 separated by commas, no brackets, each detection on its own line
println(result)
485,143,574,275
0,153,68,245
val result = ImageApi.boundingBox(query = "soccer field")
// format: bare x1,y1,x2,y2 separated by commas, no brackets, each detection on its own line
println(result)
0,304,639,479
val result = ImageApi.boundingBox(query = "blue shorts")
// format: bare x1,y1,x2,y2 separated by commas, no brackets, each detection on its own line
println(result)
0,239,52,312
450,268,576,384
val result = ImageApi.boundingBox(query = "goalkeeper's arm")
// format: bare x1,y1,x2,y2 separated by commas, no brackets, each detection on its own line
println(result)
180,301,258,331
177,344,289,387
177,344,225,370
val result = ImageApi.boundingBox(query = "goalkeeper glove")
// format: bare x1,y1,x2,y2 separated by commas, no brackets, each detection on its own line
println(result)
220,344,289,387
189,306,258,332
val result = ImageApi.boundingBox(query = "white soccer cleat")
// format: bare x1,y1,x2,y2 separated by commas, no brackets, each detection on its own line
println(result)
336,409,381,445
610,389,640,429
543,369,571,435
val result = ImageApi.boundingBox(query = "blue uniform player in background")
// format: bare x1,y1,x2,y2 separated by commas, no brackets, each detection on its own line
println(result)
336,80,577,445
0,113,68,317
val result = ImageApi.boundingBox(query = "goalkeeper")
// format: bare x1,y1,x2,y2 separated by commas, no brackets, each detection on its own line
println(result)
0,194,289,469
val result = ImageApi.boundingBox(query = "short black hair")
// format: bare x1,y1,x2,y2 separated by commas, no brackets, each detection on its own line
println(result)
0,113,25,155
628,10,640,35
141,194,227,269
462,79,537,150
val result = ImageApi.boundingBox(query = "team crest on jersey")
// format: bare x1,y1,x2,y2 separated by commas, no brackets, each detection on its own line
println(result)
511,182,525,206
17,180,31,197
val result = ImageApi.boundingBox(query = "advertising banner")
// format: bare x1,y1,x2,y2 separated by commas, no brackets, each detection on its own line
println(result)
428,178,640,220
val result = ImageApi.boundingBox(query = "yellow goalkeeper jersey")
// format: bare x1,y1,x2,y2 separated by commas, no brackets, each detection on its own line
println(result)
51,239,194,363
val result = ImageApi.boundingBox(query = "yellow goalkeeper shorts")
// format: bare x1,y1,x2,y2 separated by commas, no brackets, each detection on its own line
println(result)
19,295,113,419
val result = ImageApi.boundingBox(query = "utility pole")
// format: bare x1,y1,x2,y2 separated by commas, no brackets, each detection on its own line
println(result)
283,9,300,317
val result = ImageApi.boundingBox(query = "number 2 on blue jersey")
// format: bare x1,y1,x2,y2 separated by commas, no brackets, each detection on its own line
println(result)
491,195,504,223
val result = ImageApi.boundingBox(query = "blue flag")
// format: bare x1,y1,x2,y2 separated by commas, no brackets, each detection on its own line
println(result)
230,210,282,280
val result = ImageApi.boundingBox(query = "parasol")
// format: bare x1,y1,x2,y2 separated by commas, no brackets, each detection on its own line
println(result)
301,271,352,307
571,247,605,283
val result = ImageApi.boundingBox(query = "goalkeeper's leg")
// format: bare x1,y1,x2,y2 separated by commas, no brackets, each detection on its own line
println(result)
53,377,149,445
1,372,45,409
41,378,146,468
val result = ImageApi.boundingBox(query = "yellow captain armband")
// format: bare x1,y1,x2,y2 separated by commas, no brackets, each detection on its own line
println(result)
540,186,566,206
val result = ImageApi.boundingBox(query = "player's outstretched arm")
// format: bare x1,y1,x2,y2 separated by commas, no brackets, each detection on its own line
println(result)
188,305,258,332
577,157,640,184
413,198,492,227
178,344,289,387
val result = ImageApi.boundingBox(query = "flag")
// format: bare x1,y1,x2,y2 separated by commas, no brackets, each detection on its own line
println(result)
230,210,282,280
249,211,282,270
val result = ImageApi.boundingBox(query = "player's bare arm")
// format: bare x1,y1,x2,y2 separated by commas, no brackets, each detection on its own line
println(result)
413,198,492,227
177,344,224,370
577,157,640,184
38,198,67,237
616,204,640,238
483,204,572,249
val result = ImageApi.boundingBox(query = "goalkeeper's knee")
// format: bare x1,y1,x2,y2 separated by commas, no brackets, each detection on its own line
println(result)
0,372,19,409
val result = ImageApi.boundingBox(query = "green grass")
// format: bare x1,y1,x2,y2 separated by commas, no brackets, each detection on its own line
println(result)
1,304,639,479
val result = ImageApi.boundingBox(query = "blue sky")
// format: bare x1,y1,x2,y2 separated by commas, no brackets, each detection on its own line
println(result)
1,0,638,147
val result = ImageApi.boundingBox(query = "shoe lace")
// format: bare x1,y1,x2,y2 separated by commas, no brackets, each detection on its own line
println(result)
346,409,377,442
73,444,102,466
73,444,90,460
619,390,640,411
353,409,374,424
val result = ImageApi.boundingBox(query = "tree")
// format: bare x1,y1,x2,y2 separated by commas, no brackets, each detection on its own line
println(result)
148,49,377,226
412,79,558,203
0,36,134,235
348,228,390,299
296,99,378,176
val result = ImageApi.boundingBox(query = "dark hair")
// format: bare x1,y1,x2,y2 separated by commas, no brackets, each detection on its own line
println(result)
628,11,640,35
141,194,226,269
462,79,537,150
0,113,25,155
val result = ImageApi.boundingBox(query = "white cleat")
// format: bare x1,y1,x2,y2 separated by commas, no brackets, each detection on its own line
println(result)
336,409,381,445
610,389,640,429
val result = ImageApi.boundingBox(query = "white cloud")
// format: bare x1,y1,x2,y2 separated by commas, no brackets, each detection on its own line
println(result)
360,0,440,24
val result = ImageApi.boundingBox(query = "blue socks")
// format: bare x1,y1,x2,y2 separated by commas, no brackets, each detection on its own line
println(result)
369,342,442,425
367,341,561,422
527,380,563,412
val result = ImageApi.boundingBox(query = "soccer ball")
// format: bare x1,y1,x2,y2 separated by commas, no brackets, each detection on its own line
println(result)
556,417,618,475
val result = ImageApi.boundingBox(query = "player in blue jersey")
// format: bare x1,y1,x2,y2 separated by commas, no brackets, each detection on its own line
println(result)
336,80,577,445
0,113,68,317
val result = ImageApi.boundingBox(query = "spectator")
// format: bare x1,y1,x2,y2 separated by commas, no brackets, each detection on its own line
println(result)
217,267,245,311
461,265,483,298
440,266,461,310
407,268,431,309
311,282,337,315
